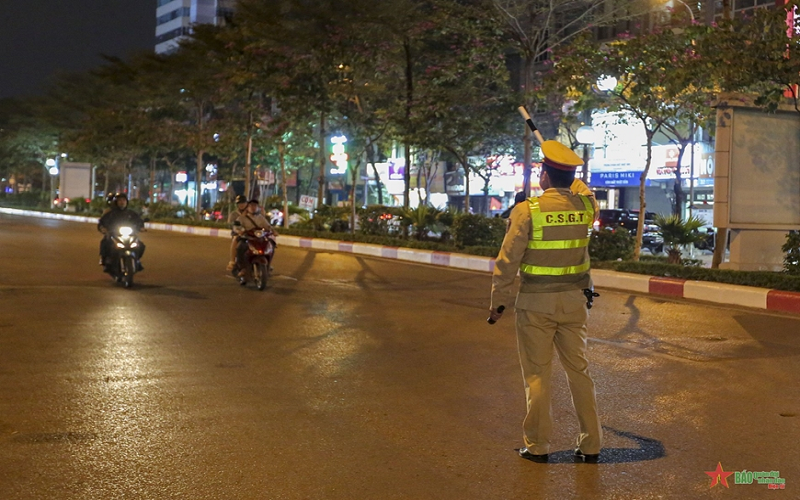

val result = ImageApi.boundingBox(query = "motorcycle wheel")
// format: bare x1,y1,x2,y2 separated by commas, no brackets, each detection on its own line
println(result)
255,263,267,291
122,257,135,288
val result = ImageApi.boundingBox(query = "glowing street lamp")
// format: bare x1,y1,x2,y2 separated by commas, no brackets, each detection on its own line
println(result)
596,75,618,92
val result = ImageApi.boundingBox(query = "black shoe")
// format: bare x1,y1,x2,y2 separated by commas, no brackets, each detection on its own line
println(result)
136,261,144,272
574,449,600,463
518,448,548,463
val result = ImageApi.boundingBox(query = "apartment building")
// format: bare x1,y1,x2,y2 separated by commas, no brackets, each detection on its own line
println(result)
155,0,235,54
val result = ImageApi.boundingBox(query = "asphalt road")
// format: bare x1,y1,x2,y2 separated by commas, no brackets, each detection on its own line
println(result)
1,213,798,499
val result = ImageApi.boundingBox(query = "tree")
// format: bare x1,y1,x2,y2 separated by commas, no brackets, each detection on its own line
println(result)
551,31,691,259
699,3,800,113
404,0,515,212
653,25,719,217
489,0,653,196
44,63,154,198
691,3,798,267
0,98,59,198
653,213,706,264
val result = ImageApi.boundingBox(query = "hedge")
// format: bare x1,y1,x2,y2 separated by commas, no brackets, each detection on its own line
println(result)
592,260,800,292
6,204,800,292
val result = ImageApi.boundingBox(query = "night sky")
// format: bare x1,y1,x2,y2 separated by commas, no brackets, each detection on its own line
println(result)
0,0,155,99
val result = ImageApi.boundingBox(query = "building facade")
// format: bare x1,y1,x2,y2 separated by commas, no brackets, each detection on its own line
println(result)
155,0,235,54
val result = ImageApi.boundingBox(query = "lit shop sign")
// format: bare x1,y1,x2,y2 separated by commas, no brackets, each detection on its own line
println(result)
175,171,188,183
591,171,649,188
388,161,404,180
330,135,348,175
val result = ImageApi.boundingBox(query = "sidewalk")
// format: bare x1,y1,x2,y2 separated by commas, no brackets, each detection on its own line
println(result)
3,206,799,314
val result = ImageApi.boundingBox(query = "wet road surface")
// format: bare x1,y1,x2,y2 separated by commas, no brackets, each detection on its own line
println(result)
1,213,798,499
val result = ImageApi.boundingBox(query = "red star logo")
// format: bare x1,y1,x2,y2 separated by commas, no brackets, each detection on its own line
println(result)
705,462,734,488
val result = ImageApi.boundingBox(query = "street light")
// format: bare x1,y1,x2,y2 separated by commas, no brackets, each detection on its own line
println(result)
671,0,695,22
45,158,58,207
576,126,596,183
595,75,618,93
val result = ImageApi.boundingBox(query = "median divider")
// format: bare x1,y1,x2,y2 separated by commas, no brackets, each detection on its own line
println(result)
2,206,798,314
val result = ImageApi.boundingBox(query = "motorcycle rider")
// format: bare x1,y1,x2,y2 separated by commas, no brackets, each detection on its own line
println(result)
98,193,146,272
226,194,249,271
97,193,117,265
233,199,274,276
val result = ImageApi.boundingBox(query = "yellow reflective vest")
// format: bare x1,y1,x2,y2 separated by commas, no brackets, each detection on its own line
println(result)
518,192,594,284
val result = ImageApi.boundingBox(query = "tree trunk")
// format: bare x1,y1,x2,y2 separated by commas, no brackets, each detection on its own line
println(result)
673,142,687,217
244,131,253,199
317,113,326,208
463,160,471,213
41,167,47,205
279,143,289,228
195,149,204,216
366,141,384,206
404,39,413,209
633,131,654,261
349,159,359,235
149,157,157,205
103,168,110,198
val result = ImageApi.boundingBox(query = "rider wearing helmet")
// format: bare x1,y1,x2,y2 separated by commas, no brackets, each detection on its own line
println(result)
232,198,273,276
226,194,250,271
98,193,146,272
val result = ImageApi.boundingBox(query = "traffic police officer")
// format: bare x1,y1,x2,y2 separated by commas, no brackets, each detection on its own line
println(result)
489,140,602,464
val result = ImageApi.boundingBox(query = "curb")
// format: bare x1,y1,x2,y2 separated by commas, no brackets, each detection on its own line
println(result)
2,207,798,314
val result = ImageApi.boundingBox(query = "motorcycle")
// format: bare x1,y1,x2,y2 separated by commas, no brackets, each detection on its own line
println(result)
105,226,143,288
694,227,716,251
233,228,276,291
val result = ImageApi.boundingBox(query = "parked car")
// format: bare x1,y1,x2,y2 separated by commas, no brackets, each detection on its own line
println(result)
593,209,638,234
593,209,663,253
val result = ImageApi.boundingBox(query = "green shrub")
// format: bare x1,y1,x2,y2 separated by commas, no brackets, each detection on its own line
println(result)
306,205,350,232
0,191,47,208
600,261,800,292
783,230,800,275
652,214,706,264
357,205,399,235
261,196,308,215
276,227,457,251
128,198,146,213
451,213,506,248
154,218,228,228
147,201,194,220
89,196,109,214
462,245,501,257
639,254,703,267
589,228,634,261
400,205,444,240
65,197,91,213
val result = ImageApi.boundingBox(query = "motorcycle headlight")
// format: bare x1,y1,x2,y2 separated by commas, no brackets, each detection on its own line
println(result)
130,242,138,248
254,230,265,238
116,242,125,248
119,226,134,237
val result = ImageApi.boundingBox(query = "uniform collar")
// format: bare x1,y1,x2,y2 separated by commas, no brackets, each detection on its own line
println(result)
542,187,573,195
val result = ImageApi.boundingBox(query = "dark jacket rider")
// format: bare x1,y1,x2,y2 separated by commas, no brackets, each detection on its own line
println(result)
98,193,146,271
